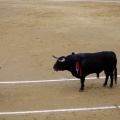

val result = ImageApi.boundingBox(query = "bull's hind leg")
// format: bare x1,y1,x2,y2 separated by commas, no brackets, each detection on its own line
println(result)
109,73,113,88
103,75,109,87
103,71,109,87
97,73,99,78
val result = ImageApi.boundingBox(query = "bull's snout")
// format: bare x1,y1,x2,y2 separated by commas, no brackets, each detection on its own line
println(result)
53,65,58,71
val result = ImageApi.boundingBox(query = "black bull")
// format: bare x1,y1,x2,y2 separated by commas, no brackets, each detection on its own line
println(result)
53,51,117,91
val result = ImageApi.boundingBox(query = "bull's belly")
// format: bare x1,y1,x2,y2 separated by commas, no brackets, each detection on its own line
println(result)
84,68,103,76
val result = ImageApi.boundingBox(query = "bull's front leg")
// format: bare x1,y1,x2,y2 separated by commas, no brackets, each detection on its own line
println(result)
79,76,85,92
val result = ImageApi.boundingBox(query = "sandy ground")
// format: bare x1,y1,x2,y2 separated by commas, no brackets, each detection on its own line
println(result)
0,0,120,119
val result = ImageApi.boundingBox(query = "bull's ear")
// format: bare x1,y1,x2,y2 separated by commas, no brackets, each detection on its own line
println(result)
72,52,75,55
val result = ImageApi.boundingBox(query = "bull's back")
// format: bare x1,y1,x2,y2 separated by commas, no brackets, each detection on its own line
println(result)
80,51,117,74
101,51,117,66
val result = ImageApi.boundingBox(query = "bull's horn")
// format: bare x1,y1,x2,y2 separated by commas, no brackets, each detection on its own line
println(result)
52,55,59,59
58,58,65,62
53,55,65,62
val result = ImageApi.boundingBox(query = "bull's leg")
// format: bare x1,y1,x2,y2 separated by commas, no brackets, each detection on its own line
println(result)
103,74,109,87
103,70,109,87
110,73,113,88
97,73,99,78
79,76,85,92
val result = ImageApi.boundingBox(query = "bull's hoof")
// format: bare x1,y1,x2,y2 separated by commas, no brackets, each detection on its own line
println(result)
103,84,107,87
109,85,113,88
79,89,84,92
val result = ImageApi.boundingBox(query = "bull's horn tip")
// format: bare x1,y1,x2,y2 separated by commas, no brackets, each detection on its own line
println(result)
52,55,58,59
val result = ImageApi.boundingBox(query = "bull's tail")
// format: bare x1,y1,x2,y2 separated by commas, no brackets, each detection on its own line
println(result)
114,66,117,85
112,52,117,85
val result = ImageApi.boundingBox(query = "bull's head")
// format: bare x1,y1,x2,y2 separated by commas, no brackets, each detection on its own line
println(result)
53,55,67,71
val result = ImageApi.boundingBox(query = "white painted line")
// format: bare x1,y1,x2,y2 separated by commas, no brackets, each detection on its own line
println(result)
47,0,120,3
0,75,120,84
0,106,119,115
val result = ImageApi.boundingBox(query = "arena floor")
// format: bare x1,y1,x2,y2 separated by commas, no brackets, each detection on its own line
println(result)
0,0,120,119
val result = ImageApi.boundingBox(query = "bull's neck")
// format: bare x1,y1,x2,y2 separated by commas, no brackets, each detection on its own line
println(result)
66,62,80,79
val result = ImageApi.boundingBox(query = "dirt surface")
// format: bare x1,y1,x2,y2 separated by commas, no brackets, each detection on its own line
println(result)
0,0,120,119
